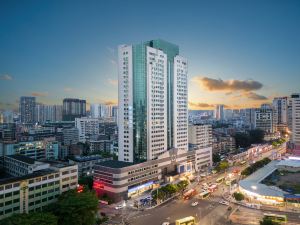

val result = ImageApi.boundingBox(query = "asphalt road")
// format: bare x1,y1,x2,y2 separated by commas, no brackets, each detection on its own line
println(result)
128,196,231,225
102,144,293,225
230,206,300,225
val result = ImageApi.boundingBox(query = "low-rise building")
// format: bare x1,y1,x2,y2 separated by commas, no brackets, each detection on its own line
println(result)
0,160,78,220
0,140,59,160
212,135,235,154
93,147,212,202
4,155,50,177
68,155,112,176
88,139,112,153
276,157,300,172
239,157,300,206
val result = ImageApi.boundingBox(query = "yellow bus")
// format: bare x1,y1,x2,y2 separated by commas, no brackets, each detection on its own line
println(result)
240,160,247,165
175,216,196,225
216,176,225,184
263,213,287,223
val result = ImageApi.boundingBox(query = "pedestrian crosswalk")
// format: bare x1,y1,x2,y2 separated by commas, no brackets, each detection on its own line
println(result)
203,195,222,203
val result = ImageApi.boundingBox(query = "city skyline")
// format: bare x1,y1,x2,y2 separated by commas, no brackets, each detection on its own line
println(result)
1,0,300,111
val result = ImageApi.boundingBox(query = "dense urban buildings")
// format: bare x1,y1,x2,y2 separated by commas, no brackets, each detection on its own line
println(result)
19,96,36,124
68,155,111,176
118,39,188,162
290,93,300,155
188,124,212,149
35,104,62,123
214,104,224,121
94,146,212,202
0,140,59,160
90,103,116,119
92,39,212,202
273,97,288,125
62,127,79,145
254,104,276,133
75,117,100,142
62,98,86,121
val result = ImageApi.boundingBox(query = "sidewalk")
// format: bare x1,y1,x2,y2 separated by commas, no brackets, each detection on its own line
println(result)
145,193,179,210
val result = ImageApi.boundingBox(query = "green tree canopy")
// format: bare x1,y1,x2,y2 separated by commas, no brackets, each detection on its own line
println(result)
249,129,264,144
234,129,265,148
241,157,271,176
48,189,98,225
78,176,94,190
212,153,221,163
176,180,189,192
219,160,229,171
0,212,58,225
233,192,245,201
234,132,250,148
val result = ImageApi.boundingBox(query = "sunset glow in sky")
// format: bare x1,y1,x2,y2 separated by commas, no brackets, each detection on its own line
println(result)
1,0,300,110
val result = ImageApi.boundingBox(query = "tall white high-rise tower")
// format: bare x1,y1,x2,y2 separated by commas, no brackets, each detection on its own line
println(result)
118,39,188,162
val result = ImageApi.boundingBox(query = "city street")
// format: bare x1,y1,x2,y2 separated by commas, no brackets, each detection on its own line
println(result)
124,173,235,225
102,143,295,225
128,196,230,225
230,206,300,225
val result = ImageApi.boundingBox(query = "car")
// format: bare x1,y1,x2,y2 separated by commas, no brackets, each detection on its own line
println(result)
219,200,230,206
162,222,170,225
191,201,199,206
115,205,124,210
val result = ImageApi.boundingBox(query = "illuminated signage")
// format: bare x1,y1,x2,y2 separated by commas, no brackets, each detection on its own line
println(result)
128,181,153,193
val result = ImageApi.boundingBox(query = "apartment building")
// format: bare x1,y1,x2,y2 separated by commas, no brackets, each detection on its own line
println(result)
0,161,78,220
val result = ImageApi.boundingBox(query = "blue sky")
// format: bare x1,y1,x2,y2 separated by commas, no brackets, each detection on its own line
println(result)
0,0,300,110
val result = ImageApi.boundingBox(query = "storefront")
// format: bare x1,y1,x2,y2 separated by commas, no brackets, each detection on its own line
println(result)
128,181,159,198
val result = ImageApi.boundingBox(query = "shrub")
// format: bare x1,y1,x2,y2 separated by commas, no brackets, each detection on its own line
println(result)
233,192,244,201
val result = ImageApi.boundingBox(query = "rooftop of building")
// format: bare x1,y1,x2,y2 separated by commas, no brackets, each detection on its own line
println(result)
96,160,135,168
69,155,110,162
6,155,36,164
0,168,55,186
276,157,300,168
41,160,74,168
239,160,286,198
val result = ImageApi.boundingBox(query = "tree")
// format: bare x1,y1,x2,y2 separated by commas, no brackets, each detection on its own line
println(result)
249,129,264,144
78,176,94,190
48,189,98,225
213,153,221,163
163,184,178,196
235,129,265,149
176,180,189,193
234,132,250,148
152,188,166,202
260,217,280,225
233,192,244,201
241,157,271,176
219,160,229,171
0,212,58,225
